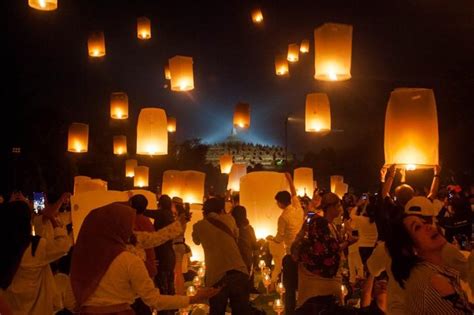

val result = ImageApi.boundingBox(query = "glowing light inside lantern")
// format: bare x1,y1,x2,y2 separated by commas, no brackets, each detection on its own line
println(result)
255,227,271,240
179,79,190,91
146,145,158,155
74,141,83,152
406,164,417,171
39,0,46,8
328,69,338,81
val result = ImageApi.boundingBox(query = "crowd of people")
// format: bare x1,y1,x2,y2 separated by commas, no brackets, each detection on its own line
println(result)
0,165,473,315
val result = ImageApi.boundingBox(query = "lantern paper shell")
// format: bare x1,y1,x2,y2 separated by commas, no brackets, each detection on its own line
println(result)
167,116,177,133
287,43,300,62
162,170,184,198
275,55,289,76
169,56,194,91
305,93,331,133
384,88,439,169
29,0,57,11
227,164,247,192
134,166,149,188
251,8,263,24
113,136,127,155
334,182,348,199
88,32,106,57
68,123,89,153
184,204,205,261
314,23,352,81
125,159,138,177
181,171,206,204
294,167,314,197
233,103,250,129
330,175,344,193
300,39,310,53
136,108,168,155
110,92,128,119
137,17,151,40
164,64,171,80
220,154,233,174
240,172,290,239
74,178,107,195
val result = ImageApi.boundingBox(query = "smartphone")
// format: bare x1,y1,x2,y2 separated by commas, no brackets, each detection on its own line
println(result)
33,192,45,214
306,211,316,223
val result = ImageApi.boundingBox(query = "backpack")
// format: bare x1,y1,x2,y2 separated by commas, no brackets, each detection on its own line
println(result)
296,216,341,278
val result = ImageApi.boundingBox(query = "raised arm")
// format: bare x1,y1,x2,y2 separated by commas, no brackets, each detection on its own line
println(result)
381,165,396,198
427,165,441,200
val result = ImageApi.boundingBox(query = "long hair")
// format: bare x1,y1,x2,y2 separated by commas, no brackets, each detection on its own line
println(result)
231,205,249,228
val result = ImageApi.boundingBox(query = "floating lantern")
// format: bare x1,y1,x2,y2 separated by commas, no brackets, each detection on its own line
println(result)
219,154,233,174
275,55,289,76
300,39,310,53
113,136,127,155
161,170,184,198
334,182,348,199
167,116,176,133
134,166,149,188
110,92,128,119
233,102,250,129
136,108,168,155
164,64,171,80
169,55,194,91
137,16,151,40
29,0,57,11
330,175,344,193
384,88,438,170
251,8,263,24
125,159,138,177
294,167,314,197
287,43,299,62
314,23,352,81
181,171,206,204
74,178,107,195
88,31,106,57
305,93,331,133
68,123,89,153
227,164,247,192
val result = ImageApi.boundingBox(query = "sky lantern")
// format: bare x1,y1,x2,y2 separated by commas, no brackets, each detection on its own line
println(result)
134,166,149,188
161,170,184,198
275,55,289,76
88,31,106,57
233,102,250,129
125,159,138,177
29,0,57,11
136,108,168,156
314,23,352,81
227,164,247,192
334,182,348,198
110,92,128,119
113,136,127,155
287,43,300,62
219,154,233,174
164,64,171,80
137,17,151,40
251,8,263,24
294,167,314,197
68,123,89,153
330,175,344,193
384,88,439,170
167,116,177,133
181,171,206,204
169,55,194,91
305,93,331,133
300,39,310,53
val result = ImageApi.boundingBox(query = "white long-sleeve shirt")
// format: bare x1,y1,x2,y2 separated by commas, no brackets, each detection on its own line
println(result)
273,196,304,254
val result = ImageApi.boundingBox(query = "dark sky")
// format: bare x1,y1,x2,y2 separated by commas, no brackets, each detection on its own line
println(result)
4,0,474,189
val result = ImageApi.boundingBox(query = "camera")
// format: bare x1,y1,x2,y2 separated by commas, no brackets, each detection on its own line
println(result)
33,192,45,214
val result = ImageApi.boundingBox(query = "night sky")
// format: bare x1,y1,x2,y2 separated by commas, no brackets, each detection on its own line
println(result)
4,0,474,193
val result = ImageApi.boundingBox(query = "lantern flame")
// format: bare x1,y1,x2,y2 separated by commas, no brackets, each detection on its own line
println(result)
74,142,82,152
328,69,338,81
39,0,46,8
406,164,417,171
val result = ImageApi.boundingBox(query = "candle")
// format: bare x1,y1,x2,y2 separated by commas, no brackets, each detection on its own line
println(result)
197,267,205,278
262,267,271,276
276,282,286,295
192,276,201,287
273,298,284,314
258,259,266,269
186,285,196,297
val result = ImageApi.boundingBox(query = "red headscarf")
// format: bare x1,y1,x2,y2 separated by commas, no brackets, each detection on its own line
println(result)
70,203,135,306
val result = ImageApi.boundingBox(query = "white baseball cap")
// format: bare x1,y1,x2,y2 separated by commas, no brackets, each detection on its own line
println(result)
404,196,435,217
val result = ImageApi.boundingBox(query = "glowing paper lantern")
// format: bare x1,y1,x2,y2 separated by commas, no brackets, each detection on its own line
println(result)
227,164,247,192
110,92,129,119
305,93,331,133
88,32,106,57
334,182,348,199
167,116,177,133
240,172,290,239
68,123,89,153
251,8,263,24
330,175,344,193
184,204,205,261
136,108,168,156
161,170,184,198
314,23,352,81
137,17,151,40
275,55,289,76
233,102,250,129
287,43,299,62
384,88,439,170
164,64,171,80
181,171,206,204
169,56,194,91
29,0,57,11
300,39,310,53
219,154,233,174
294,167,314,197
74,178,107,195
134,166,149,188
113,136,127,155
125,159,138,177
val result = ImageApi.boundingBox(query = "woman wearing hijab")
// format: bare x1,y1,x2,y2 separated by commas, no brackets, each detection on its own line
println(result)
70,203,217,314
